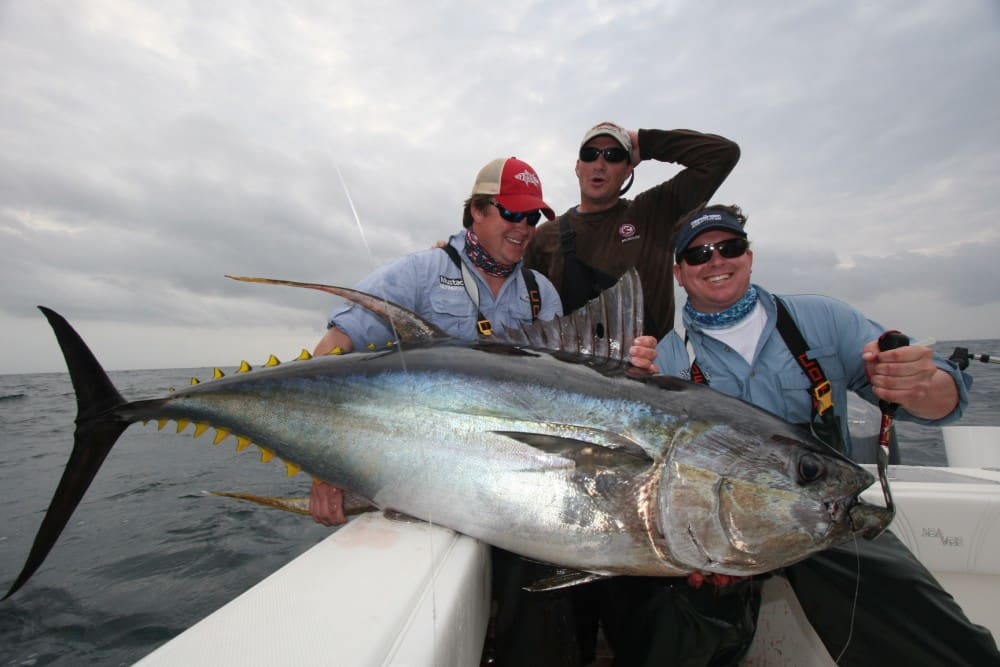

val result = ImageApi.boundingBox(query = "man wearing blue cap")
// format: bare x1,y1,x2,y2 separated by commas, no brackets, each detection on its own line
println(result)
637,203,999,667
659,203,965,459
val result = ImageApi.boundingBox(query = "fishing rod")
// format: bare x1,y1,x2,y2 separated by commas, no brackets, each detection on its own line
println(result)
948,347,999,370
871,330,911,516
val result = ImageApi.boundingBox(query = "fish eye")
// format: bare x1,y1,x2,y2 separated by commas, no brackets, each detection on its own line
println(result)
797,452,826,484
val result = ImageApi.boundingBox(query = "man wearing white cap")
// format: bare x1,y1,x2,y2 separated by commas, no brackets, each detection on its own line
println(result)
525,122,739,340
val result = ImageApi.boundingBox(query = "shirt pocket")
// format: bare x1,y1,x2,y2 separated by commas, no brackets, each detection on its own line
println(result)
428,287,477,337
504,296,536,325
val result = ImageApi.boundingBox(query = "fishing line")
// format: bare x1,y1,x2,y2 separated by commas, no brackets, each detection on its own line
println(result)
335,163,375,265
336,162,443,654
832,533,862,663
333,163,409,369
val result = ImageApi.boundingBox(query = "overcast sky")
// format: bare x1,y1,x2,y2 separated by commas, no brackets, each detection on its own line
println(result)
1,1,998,375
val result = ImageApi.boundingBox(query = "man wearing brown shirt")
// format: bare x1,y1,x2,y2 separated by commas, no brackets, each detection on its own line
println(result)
524,122,740,339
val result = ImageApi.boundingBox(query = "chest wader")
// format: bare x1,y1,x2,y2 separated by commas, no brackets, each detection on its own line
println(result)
558,217,662,338
557,217,619,314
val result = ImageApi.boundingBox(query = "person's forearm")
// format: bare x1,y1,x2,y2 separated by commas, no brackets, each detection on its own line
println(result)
902,369,960,420
313,326,355,356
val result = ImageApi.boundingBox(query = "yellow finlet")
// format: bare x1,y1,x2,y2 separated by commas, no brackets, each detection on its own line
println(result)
157,419,168,431
330,346,344,355
213,368,225,379
264,354,281,367
213,428,230,445
236,436,252,452
365,342,376,351
284,460,301,477
259,447,275,463
190,377,200,385
237,360,252,373
175,419,190,434
193,423,209,438
295,349,312,361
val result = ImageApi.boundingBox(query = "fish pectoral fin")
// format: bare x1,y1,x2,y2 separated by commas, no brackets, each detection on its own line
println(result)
382,509,424,523
523,569,613,592
493,431,653,465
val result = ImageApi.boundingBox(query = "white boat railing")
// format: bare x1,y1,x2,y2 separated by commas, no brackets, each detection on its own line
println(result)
135,513,490,666
138,426,1000,666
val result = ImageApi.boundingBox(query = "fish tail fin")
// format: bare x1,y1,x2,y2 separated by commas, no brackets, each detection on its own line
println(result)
3,307,131,599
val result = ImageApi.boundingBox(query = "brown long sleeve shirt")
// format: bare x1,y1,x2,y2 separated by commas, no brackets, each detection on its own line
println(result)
524,129,740,339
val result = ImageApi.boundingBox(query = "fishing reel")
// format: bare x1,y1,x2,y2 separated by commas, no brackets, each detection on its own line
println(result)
948,346,995,370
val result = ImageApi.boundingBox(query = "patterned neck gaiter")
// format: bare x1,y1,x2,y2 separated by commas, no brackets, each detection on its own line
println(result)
685,286,759,329
464,228,515,278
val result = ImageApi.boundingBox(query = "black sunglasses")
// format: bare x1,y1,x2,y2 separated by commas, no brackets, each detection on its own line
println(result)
579,146,629,164
492,202,542,227
680,238,750,265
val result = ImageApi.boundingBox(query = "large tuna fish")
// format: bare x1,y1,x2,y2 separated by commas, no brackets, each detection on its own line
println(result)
4,270,892,598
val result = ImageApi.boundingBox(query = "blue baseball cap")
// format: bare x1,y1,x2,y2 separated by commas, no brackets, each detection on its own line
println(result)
674,208,747,261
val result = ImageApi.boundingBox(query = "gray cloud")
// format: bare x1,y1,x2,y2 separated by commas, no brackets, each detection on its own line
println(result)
2,0,998,373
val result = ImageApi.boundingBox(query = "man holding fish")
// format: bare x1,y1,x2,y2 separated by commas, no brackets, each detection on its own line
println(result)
308,155,657,518
629,204,999,666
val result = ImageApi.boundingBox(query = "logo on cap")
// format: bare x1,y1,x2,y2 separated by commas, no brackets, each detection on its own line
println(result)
513,170,541,188
690,213,723,230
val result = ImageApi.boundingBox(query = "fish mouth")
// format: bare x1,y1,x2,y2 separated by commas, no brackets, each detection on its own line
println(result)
846,498,894,539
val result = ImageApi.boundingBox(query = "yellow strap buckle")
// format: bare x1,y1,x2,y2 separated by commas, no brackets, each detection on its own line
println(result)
812,380,834,414
477,318,493,336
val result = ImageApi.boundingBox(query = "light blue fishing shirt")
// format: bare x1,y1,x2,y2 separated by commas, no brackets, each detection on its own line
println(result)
328,231,563,348
654,285,972,456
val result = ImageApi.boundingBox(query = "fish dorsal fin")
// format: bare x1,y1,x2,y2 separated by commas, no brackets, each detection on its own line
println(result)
226,268,644,365
493,268,643,369
226,275,449,343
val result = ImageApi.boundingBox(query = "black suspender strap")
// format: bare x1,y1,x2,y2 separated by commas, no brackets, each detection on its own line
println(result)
440,245,540,336
683,298,845,453
683,332,708,384
557,216,619,315
689,358,707,384
522,268,541,320
559,216,577,257
773,298,834,418
684,299,834,416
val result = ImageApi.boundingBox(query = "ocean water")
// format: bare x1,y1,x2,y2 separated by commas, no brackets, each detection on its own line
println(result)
0,339,998,666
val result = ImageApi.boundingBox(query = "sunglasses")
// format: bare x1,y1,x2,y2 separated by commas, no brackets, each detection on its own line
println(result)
579,146,630,163
680,237,750,265
492,202,542,227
